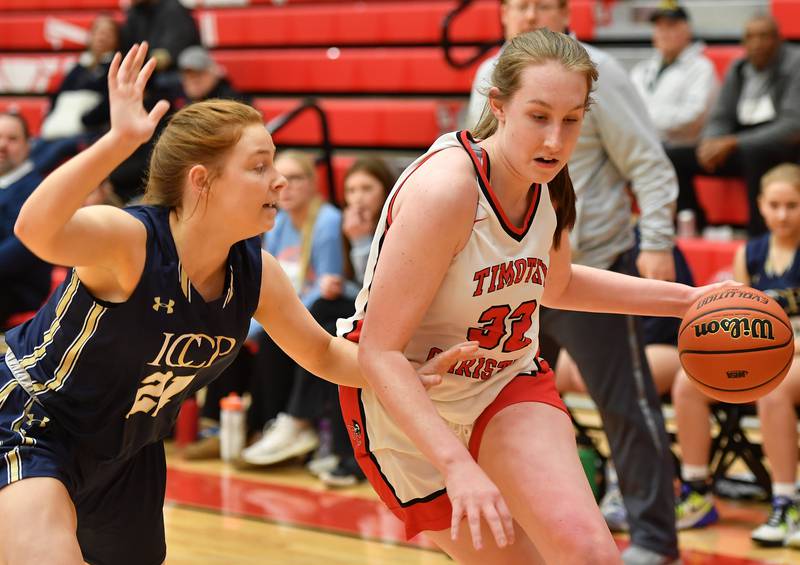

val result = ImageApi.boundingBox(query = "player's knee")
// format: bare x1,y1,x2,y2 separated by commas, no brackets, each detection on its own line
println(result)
0,512,84,565
548,522,617,564
756,388,790,413
2,524,82,565
672,372,701,403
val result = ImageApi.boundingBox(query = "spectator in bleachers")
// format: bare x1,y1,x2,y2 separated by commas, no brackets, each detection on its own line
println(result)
671,163,800,546
467,3,681,564
316,157,395,487
0,113,52,330
120,0,201,74
170,46,252,110
666,14,800,235
31,14,119,174
630,2,718,147
241,151,345,467
111,2,201,203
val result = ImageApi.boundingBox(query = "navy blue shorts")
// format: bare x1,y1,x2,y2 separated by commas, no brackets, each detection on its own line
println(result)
0,361,167,565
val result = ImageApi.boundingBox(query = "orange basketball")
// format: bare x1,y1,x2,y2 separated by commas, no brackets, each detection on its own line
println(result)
678,286,795,403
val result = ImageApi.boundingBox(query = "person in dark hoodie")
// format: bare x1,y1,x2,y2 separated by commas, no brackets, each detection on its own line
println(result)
120,0,200,73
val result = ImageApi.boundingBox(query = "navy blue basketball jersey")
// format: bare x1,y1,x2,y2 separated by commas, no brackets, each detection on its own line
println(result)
4,205,262,460
745,234,800,292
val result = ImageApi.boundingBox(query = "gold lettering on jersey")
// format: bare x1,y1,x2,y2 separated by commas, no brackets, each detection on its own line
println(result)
147,333,238,369
126,370,195,418
153,297,175,314
472,258,548,297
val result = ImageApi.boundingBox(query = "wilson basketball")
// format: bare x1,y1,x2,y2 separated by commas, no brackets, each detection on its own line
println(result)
678,286,795,403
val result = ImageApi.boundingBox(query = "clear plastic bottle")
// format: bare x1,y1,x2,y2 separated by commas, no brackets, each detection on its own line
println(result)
676,209,697,239
219,393,245,462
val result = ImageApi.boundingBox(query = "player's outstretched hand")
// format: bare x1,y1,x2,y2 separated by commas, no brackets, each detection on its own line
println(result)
682,280,744,316
445,459,514,550
108,42,170,147
414,341,479,390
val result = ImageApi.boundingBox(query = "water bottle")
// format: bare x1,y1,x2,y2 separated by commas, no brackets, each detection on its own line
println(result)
219,393,245,462
676,209,697,239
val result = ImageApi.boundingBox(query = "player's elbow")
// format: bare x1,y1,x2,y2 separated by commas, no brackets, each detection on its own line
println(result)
13,209,38,250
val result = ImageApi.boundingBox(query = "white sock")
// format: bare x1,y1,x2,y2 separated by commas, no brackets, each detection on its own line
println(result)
773,482,797,500
682,464,709,483
606,462,618,485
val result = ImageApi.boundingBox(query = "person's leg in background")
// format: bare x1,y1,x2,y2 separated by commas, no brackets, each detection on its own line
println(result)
242,298,355,468
539,251,679,565
665,145,707,232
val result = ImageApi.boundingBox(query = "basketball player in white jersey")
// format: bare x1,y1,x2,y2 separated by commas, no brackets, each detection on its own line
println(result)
338,29,732,563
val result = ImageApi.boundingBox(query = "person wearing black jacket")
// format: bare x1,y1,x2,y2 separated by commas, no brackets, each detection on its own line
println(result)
120,0,201,73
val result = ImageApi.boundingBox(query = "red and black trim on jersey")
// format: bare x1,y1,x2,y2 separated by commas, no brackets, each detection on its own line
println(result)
456,130,542,243
341,149,443,343
339,386,450,539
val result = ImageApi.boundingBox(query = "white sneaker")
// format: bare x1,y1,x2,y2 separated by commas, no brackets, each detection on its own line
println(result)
751,496,800,547
786,525,800,549
600,485,629,532
240,413,319,466
307,454,339,477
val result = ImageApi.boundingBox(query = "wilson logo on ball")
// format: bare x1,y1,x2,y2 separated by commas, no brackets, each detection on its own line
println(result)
726,370,749,379
693,317,774,340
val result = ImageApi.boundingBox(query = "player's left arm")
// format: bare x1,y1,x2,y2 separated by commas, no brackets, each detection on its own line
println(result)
253,251,475,388
541,229,729,318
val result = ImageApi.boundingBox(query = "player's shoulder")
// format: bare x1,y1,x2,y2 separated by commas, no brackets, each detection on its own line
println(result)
391,145,478,228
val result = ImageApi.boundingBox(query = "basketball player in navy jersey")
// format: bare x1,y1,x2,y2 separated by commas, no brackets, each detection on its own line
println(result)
0,43,473,565
339,29,735,563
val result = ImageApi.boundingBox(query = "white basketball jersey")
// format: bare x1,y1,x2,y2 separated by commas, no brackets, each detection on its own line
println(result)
337,131,558,424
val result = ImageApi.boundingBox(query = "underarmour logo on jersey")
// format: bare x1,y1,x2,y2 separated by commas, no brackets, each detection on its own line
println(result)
25,413,49,429
126,370,195,418
153,297,175,314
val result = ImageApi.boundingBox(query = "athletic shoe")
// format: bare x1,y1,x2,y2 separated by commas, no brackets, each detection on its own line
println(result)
307,454,339,477
182,435,221,461
675,483,719,530
240,413,319,466
621,545,681,565
786,523,800,549
751,496,800,547
600,484,629,532
319,456,366,488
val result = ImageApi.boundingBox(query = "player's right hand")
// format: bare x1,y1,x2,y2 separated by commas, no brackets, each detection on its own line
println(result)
108,42,170,147
444,459,515,550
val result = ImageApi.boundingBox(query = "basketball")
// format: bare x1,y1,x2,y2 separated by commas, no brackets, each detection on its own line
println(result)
678,286,795,403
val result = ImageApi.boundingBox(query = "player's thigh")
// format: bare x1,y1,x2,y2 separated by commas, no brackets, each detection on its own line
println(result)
425,520,543,565
758,354,800,408
645,344,681,396
0,477,83,565
478,402,619,564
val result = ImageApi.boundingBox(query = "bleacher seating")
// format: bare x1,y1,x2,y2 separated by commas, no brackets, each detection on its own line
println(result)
772,0,800,39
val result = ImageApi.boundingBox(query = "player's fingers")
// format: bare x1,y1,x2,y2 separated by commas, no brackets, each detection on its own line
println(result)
148,100,171,126
132,41,149,73
496,498,515,545
108,52,121,90
135,56,159,92
481,503,507,548
427,341,479,373
450,500,464,541
418,373,442,390
467,504,483,550
118,43,139,84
